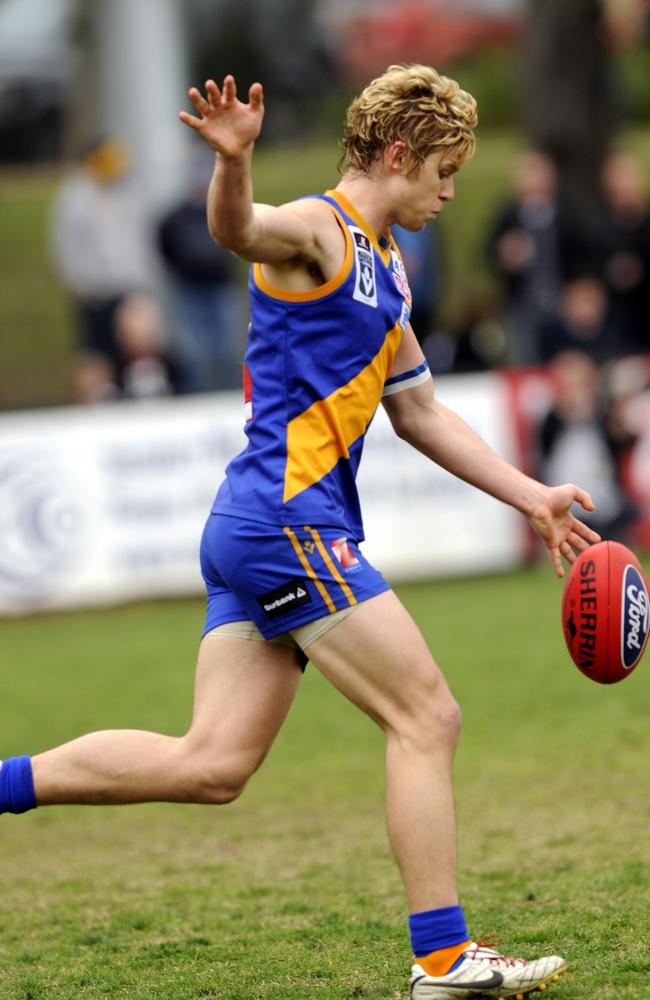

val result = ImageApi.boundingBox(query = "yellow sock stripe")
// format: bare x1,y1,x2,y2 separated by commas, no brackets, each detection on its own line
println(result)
307,527,358,607
283,526,336,614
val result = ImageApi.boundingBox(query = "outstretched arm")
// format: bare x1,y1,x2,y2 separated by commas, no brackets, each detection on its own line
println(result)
382,327,600,577
179,75,317,262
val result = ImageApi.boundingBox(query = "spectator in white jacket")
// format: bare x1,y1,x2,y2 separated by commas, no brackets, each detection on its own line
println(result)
50,134,153,365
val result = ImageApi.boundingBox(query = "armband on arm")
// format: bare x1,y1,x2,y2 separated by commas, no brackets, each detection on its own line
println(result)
382,361,432,397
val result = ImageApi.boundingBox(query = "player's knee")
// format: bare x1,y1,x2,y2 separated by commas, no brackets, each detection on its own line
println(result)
392,685,461,754
199,774,247,805
438,693,462,747
420,691,461,752
200,754,255,806
181,746,257,805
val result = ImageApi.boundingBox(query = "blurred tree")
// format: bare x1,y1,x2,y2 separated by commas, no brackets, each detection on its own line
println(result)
189,0,336,141
521,0,621,217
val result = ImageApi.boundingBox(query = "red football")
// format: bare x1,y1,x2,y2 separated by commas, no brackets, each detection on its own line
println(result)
561,540,649,684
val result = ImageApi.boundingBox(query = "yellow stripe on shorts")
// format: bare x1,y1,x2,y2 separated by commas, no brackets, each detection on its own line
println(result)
306,527,358,607
283,526,336,614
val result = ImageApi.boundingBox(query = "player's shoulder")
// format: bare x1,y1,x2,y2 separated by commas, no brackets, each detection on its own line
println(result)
281,194,339,225
280,195,344,254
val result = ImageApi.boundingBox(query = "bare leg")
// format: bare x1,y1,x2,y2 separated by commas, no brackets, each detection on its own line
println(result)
31,635,302,805
302,590,461,913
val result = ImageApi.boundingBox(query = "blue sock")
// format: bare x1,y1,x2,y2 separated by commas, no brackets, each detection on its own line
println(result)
409,904,470,970
0,756,38,814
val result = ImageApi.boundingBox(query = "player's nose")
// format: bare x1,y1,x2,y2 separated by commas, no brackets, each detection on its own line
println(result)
440,177,455,201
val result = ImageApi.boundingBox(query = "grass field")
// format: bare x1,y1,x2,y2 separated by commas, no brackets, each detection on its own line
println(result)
1,561,649,1000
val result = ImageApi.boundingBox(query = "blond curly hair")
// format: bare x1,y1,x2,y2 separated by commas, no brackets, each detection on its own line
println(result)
340,64,478,175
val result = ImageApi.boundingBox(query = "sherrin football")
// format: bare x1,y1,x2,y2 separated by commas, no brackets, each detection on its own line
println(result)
561,540,649,684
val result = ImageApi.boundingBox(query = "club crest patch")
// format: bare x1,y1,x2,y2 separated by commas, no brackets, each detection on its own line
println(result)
350,227,377,307
330,537,360,571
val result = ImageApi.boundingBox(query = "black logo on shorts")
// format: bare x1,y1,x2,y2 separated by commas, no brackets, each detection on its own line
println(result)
257,578,312,619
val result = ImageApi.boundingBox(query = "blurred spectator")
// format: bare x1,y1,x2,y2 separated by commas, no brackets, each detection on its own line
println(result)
452,293,508,372
421,330,456,375
538,274,622,365
522,0,619,220
609,354,650,547
72,352,119,405
392,222,441,344
486,150,563,364
601,153,650,354
537,350,639,542
157,149,242,392
50,135,152,365
114,294,182,400
562,152,650,356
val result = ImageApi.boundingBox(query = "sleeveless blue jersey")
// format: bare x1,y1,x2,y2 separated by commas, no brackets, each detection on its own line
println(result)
212,190,412,541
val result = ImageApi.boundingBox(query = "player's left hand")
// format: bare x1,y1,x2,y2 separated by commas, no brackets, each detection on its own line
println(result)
528,484,601,578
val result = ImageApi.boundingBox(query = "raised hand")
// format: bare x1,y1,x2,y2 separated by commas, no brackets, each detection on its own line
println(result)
179,75,264,158
528,483,601,578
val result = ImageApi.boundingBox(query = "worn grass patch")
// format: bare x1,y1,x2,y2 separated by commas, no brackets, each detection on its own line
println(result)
1,560,648,998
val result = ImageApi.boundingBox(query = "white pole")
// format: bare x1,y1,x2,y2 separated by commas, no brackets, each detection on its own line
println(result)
95,0,191,211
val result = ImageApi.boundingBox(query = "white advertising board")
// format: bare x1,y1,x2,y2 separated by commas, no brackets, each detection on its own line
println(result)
0,374,527,616
359,372,526,578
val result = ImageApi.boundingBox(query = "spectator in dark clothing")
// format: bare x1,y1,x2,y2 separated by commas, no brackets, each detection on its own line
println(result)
452,294,508,373
538,274,623,365
487,150,563,364
157,150,243,392
538,350,639,543
597,153,650,353
559,152,650,356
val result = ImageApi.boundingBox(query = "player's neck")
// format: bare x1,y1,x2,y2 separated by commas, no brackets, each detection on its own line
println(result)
334,174,393,238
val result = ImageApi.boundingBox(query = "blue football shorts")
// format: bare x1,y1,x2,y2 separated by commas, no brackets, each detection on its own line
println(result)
200,512,390,640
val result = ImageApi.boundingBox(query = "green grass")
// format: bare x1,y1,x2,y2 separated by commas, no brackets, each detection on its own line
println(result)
3,128,650,410
1,561,649,999
0,168,75,409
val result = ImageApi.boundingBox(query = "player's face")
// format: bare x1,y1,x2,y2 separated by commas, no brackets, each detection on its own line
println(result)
396,151,459,230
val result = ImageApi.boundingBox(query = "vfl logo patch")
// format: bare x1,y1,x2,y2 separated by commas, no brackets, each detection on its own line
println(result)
621,564,649,670
330,537,360,570
257,578,312,619
350,227,377,307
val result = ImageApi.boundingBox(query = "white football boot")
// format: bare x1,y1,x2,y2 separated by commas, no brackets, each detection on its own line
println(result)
410,940,567,999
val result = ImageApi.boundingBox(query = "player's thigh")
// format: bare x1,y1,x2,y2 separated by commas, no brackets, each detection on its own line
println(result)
302,590,457,734
187,632,303,763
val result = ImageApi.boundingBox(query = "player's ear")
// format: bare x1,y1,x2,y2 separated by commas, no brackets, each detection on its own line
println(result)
385,140,409,175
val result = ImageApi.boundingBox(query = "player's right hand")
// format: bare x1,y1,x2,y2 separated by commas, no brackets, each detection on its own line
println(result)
527,483,601,579
179,75,264,157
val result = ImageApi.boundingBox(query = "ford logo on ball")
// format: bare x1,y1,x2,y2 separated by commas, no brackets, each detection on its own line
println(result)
621,564,649,670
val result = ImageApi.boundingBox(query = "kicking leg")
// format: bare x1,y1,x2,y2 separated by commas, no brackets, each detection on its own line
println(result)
27,633,302,806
